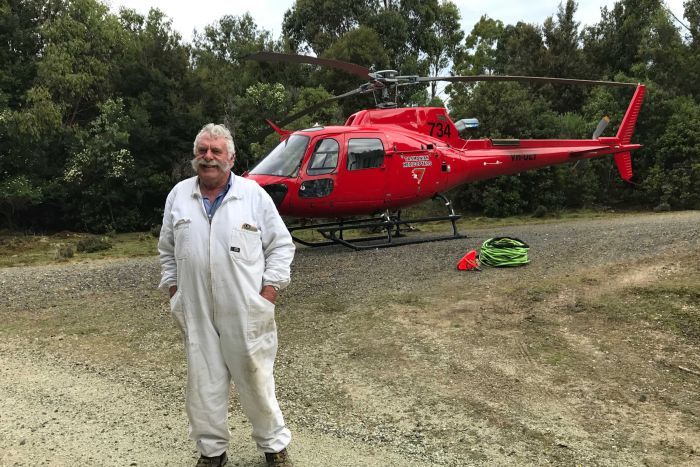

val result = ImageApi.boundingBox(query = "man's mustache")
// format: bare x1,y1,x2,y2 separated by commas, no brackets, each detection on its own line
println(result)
191,157,232,172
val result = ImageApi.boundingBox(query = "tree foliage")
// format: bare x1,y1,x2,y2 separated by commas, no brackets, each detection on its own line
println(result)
0,0,698,231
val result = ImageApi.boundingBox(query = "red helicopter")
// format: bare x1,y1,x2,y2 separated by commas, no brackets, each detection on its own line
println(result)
244,52,645,250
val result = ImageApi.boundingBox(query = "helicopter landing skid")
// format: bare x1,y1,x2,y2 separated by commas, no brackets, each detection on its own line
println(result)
288,212,465,250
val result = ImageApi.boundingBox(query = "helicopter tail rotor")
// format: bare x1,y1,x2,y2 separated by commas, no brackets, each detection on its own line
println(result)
592,115,610,139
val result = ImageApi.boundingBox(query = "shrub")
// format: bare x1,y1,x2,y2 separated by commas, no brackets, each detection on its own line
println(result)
149,224,162,238
54,244,74,260
653,202,671,212
76,235,112,253
532,205,548,218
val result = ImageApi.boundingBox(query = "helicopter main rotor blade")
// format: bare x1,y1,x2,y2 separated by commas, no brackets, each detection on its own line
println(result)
418,75,639,88
246,52,371,79
276,87,368,128
410,75,637,87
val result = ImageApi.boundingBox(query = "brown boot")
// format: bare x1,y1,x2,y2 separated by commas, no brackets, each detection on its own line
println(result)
196,452,228,467
265,448,293,466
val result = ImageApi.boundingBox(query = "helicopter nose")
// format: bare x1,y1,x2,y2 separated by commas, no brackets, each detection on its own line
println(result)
261,183,288,208
245,174,290,208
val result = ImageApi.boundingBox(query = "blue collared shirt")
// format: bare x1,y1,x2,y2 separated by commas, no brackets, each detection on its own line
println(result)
202,174,232,221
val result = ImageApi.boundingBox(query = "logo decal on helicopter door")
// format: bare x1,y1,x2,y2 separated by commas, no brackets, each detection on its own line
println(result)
411,168,426,184
401,154,432,168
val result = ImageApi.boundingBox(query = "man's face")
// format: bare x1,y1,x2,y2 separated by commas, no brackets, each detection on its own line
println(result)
194,134,233,188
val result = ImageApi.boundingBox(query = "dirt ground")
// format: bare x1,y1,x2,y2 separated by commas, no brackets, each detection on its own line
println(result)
1,211,699,466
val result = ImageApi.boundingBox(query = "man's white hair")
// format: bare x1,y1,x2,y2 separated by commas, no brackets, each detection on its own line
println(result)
193,123,235,158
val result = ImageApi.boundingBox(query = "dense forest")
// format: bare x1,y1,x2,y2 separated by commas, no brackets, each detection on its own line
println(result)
1,0,699,232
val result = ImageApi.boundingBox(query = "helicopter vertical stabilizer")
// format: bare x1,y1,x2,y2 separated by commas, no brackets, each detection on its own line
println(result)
611,84,645,181
614,152,633,181
617,84,645,144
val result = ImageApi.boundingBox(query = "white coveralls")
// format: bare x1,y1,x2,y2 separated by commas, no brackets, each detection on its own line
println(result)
158,175,295,457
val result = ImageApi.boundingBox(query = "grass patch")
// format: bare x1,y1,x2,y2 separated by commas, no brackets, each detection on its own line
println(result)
0,231,158,267
601,283,700,341
0,289,181,368
390,292,427,307
314,292,349,314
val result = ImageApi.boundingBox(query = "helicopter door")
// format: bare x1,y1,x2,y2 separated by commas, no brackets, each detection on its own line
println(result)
297,136,341,214
385,143,443,205
334,135,388,215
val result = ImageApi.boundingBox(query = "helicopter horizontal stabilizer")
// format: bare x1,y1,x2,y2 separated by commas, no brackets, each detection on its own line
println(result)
614,152,633,181
568,146,610,157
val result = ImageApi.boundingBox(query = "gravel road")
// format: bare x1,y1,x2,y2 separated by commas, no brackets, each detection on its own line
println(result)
1,211,699,466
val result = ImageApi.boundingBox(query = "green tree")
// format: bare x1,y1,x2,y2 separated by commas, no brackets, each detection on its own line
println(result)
115,7,203,223
245,85,342,170
320,26,390,113
282,0,379,54
37,0,126,126
680,0,700,99
192,13,283,164
495,22,546,76
634,6,685,92
364,6,409,65
643,96,700,209
63,98,135,231
457,15,505,75
541,0,589,113
582,0,663,79
231,82,292,170
0,175,42,228
0,0,59,108
421,1,464,99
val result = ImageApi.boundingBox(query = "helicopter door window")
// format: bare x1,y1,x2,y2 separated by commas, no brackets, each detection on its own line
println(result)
347,138,384,170
307,138,339,175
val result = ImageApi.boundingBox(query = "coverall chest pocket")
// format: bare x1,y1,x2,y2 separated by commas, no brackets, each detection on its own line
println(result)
229,228,262,263
173,218,191,260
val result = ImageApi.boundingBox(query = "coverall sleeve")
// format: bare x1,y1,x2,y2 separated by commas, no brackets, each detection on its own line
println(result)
158,188,178,292
260,191,295,291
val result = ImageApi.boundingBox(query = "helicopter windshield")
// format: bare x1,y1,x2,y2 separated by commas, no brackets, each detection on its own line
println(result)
249,134,310,177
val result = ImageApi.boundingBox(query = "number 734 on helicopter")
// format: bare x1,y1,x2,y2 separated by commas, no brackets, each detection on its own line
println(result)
243,52,645,250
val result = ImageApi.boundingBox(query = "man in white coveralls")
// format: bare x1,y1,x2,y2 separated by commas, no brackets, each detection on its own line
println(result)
158,123,295,467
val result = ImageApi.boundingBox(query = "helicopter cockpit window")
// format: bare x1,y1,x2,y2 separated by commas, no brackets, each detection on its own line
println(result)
307,138,339,175
249,134,310,177
347,138,384,170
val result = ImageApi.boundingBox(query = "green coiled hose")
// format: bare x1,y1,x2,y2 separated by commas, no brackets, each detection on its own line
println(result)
479,237,530,267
